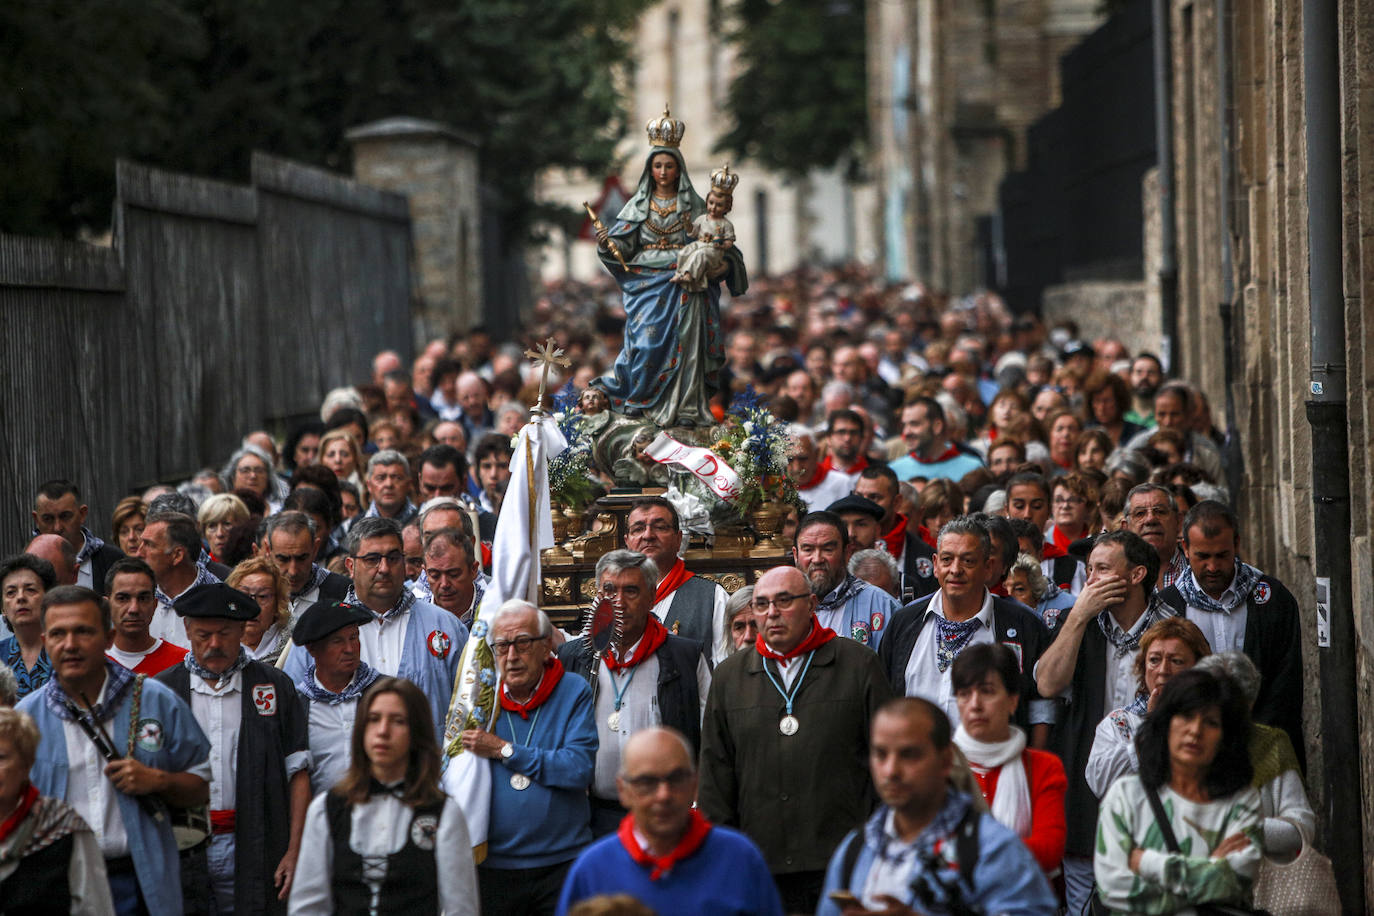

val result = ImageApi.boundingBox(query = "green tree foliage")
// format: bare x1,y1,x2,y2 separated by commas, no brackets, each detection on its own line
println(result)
716,0,867,177
0,0,646,239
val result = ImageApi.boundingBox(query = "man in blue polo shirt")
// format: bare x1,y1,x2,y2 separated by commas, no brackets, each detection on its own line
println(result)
888,397,984,483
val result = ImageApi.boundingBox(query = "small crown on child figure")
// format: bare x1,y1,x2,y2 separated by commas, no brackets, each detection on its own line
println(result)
645,105,686,148
710,162,740,195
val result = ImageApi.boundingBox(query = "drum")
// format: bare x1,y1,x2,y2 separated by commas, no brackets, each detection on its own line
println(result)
171,805,210,852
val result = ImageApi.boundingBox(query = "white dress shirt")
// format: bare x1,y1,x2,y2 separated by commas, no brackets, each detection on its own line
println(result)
1182,572,1249,655
590,640,712,799
189,671,245,811
361,606,411,675
903,590,997,726
306,686,360,796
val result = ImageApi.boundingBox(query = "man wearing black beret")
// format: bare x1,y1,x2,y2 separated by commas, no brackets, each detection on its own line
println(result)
157,583,310,914
291,600,380,795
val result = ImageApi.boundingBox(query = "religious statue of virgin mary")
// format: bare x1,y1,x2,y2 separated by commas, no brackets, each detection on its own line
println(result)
590,107,748,428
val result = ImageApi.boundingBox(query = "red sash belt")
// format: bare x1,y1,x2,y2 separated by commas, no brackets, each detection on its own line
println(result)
210,809,236,834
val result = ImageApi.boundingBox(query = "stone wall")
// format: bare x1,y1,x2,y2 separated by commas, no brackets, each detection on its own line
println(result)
1166,0,1374,905
347,117,482,342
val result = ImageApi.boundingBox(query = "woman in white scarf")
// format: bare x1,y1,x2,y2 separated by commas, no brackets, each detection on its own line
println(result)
951,643,1068,875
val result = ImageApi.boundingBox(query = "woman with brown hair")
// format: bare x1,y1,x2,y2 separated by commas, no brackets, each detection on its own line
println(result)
289,678,477,915
1083,371,1146,447
110,496,148,557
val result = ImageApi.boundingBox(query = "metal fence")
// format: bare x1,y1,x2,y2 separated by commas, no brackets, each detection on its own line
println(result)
0,154,414,556
994,1,1157,313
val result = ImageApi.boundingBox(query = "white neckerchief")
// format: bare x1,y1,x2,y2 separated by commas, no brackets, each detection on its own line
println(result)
952,724,1031,837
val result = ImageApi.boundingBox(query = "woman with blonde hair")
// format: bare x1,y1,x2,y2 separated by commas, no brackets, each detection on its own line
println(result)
227,558,292,665
198,493,250,565
317,428,364,492
288,678,477,915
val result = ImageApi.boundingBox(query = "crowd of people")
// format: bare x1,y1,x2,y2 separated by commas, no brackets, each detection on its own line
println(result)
0,261,1322,915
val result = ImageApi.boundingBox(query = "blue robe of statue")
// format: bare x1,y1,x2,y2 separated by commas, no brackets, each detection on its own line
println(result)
592,147,747,427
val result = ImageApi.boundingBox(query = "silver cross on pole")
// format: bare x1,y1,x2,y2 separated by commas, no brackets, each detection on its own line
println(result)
523,337,571,417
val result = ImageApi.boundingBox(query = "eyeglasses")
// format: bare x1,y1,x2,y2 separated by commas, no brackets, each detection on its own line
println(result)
489,634,549,654
751,591,809,613
1053,496,1086,507
621,768,694,795
236,465,267,477
353,551,404,568
243,590,275,605
627,521,676,536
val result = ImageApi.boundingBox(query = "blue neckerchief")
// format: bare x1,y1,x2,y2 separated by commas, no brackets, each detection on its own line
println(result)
344,585,415,622
299,660,380,705
1126,692,1149,717
155,562,220,609
817,574,865,616
1097,591,1174,659
76,528,105,566
1175,559,1263,615
183,646,251,690
292,564,332,601
44,659,135,723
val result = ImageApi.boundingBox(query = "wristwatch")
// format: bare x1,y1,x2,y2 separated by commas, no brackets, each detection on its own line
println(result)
499,742,514,760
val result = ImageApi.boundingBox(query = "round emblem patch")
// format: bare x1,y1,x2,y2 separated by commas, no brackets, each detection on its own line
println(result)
850,621,871,645
1043,608,1062,629
916,558,934,579
135,718,164,752
410,814,439,851
1252,582,1271,605
428,630,452,659
870,611,886,632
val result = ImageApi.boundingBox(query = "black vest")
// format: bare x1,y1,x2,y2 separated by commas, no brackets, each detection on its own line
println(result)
0,834,73,914
326,794,443,915
558,634,704,756
659,576,719,653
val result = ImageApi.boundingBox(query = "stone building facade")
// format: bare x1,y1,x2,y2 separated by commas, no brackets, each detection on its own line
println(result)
537,0,875,283
866,0,1102,290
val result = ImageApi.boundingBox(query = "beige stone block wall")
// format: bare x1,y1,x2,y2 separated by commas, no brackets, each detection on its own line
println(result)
1041,280,1148,349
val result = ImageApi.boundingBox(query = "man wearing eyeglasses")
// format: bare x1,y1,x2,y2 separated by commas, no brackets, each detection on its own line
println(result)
821,409,869,487
1123,483,1191,588
558,550,711,837
698,565,893,913
557,727,784,916
623,498,728,664
280,517,467,735
460,599,596,916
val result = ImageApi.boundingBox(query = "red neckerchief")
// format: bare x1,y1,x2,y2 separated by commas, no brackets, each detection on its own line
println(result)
654,558,694,603
755,617,837,662
798,462,828,491
618,808,713,880
499,657,565,719
1053,456,1073,470
603,616,668,673
880,515,908,556
1048,524,1077,552
820,454,869,476
913,443,962,464
0,784,38,844
1041,541,1068,560
918,525,937,549
480,541,493,570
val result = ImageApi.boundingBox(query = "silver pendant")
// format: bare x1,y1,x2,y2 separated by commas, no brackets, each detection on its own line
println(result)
779,715,799,736
510,773,530,791
607,710,621,731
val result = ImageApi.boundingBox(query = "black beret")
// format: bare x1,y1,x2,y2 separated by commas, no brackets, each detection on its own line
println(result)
826,494,885,520
174,583,260,621
293,600,372,646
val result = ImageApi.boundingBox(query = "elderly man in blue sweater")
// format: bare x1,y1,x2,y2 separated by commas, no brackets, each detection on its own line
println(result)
556,727,782,916
818,697,1056,916
459,600,597,916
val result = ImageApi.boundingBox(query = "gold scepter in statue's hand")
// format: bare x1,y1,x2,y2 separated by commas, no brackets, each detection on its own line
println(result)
583,201,628,271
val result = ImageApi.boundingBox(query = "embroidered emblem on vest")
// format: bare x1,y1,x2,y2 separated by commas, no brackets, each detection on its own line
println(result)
253,684,277,716
916,558,934,579
410,813,439,850
428,630,452,659
136,718,164,751
870,611,886,632
850,621,871,645
1252,582,1271,605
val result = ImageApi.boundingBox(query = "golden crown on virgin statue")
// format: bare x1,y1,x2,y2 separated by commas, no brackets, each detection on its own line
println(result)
709,162,740,195
645,105,686,148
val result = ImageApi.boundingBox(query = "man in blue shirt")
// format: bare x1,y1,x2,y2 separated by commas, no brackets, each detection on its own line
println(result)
557,727,782,916
888,397,984,483
818,697,1056,916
